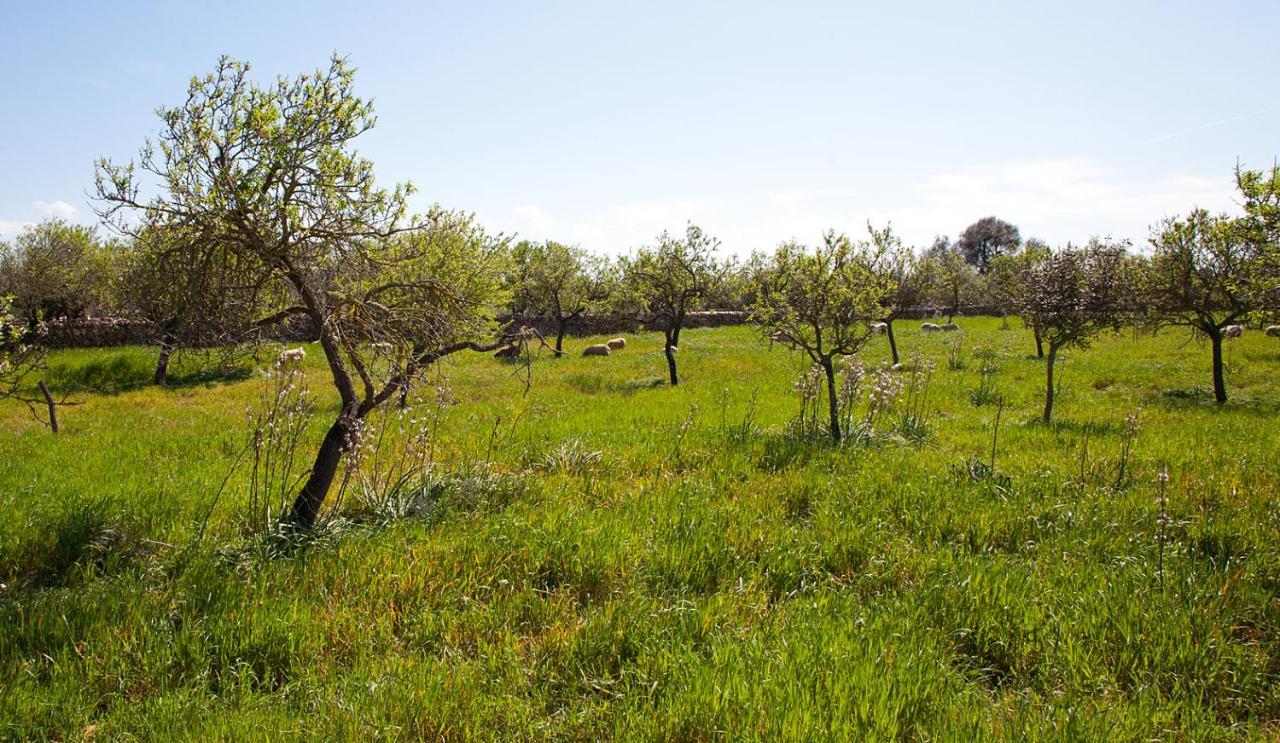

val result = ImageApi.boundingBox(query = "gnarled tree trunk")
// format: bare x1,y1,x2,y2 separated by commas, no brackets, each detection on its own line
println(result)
287,410,360,529
1210,329,1227,404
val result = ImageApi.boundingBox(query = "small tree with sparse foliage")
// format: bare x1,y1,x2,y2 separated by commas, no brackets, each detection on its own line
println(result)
1143,210,1267,404
749,231,886,442
618,224,727,386
508,240,607,355
1017,242,1131,422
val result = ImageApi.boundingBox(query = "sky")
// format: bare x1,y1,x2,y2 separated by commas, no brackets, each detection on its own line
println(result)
1,0,1277,255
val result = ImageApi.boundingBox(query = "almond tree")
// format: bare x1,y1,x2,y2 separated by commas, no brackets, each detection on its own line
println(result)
96,55,508,529
868,223,925,365
1017,242,1131,422
618,224,727,385
749,231,886,442
1144,210,1267,404
508,240,607,355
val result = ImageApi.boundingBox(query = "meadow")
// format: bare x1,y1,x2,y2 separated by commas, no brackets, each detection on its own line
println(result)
2,319,1280,740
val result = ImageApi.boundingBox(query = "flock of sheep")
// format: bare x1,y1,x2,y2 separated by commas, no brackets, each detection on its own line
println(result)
581,337,629,357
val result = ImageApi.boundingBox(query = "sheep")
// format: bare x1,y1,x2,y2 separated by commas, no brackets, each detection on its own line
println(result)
582,344,611,357
493,344,521,359
921,322,941,332
606,337,627,350
940,323,961,332
869,322,888,334
665,345,678,354
370,341,393,353
1266,325,1280,337
1223,324,1245,338
277,347,306,365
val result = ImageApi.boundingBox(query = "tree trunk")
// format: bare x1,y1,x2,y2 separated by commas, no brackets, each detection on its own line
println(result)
1210,330,1227,404
1042,345,1057,423
885,320,900,365
555,319,567,355
38,380,58,434
1033,328,1044,359
154,342,174,386
822,356,841,443
664,330,679,386
287,413,357,529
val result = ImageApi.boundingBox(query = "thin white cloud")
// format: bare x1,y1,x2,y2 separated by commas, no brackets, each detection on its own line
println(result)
32,200,79,219
0,220,33,238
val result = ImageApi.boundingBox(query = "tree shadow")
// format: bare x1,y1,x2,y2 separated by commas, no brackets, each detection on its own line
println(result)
47,351,254,396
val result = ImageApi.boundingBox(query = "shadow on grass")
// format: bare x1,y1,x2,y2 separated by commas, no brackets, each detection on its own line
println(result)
0,498,153,593
47,351,254,395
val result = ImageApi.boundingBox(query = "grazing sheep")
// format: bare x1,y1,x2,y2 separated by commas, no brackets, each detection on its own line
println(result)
1223,324,1245,338
921,322,941,332
666,345,678,354
1266,325,1280,337
493,344,521,359
277,347,306,364
606,337,627,350
582,344,611,357
370,341,393,353
940,323,961,332
870,322,888,334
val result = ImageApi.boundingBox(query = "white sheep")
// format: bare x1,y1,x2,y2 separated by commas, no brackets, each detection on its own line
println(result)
1266,325,1280,338
940,323,961,332
606,337,627,350
277,347,306,365
921,322,941,332
1223,324,1245,338
370,341,393,353
582,344,611,357
869,322,888,334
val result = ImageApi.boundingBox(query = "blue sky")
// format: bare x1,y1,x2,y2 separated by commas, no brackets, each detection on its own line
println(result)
2,0,1276,254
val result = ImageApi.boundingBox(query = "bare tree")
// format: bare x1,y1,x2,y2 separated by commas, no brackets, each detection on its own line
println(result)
1144,210,1267,404
95,55,509,529
749,231,886,442
618,224,727,385
0,297,60,432
1017,242,1131,422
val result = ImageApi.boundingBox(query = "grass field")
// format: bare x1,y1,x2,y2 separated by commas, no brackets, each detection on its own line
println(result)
3,319,1280,740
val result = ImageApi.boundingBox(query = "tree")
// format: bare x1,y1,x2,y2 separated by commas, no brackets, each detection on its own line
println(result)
1144,210,1267,404
1017,242,1131,422
920,248,978,322
508,240,606,354
618,223,727,385
1236,164,1280,310
749,231,885,442
868,223,925,365
988,240,1052,357
95,55,509,529
117,223,263,385
0,297,59,432
0,219,116,326
956,216,1021,273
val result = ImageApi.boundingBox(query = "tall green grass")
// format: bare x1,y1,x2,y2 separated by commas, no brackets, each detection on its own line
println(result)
2,320,1279,739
